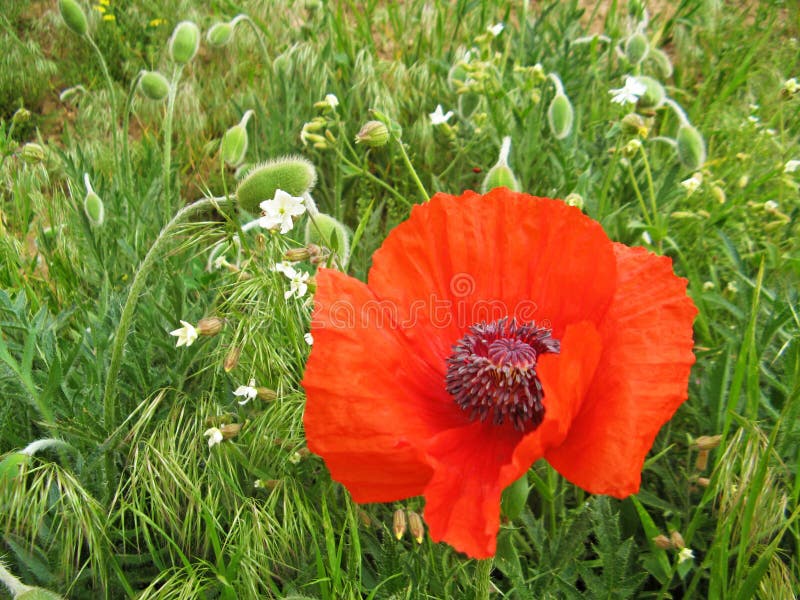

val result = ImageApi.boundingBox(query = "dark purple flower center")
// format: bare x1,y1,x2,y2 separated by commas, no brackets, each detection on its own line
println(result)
445,318,560,431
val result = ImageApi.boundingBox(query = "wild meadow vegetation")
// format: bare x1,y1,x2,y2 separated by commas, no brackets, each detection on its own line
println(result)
0,0,799,598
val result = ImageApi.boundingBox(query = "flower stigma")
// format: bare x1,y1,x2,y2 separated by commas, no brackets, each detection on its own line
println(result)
445,318,560,431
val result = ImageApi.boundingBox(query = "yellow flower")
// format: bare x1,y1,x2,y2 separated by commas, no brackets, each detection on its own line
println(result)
103,14,115,21
92,4,106,13
149,18,166,27
99,0,110,5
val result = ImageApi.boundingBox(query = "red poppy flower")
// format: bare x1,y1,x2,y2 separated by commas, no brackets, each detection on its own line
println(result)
302,188,697,559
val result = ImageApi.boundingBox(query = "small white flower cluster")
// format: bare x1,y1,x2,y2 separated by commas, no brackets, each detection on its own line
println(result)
273,261,310,300
233,378,258,405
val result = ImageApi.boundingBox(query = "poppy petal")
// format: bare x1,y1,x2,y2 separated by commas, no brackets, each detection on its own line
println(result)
367,190,617,372
302,268,465,502
421,322,603,558
546,245,697,497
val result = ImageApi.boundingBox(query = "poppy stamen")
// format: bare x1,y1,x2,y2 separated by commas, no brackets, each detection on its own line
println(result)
445,318,560,431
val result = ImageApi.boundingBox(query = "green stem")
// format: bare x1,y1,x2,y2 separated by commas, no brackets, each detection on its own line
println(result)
86,35,119,174
393,136,429,202
163,65,185,220
122,72,143,192
626,159,654,229
637,143,663,253
474,558,494,600
331,146,412,208
234,15,270,68
102,196,230,489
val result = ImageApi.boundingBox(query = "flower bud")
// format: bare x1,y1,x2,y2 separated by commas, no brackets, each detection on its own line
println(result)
12,107,31,125
305,213,350,264
236,157,317,213
355,120,389,147
625,32,649,64
393,509,407,540
482,136,519,193
676,124,706,170
59,0,88,36
635,76,666,110
196,317,223,336
621,112,648,137
564,192,584,210
547,93,574,140
21,143,45,164
256,387,278,401
284,247,312,261
219,423,242,439
206,21,234,47
138,71,169,101
223,346,241,372
169,21,201,64
648,47,674,78
221,110,253,167
83,173,104,226
670,530,686,550
652,534,672,550
407,510,425,544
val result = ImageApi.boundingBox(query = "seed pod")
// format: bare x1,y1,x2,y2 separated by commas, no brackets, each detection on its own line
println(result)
206,21,234,47
625,32,649,64
652,534,672,550
221,110,254,167
355,120,389,148
305,213,350,265
635,76,666,110
197,317,224,336
407,511,425,544
138,71,169,101
676,124,707,170
169,21,201,64
670,530,686,550
83,173,104,226
393,509,407,540
547,93,574,140
256,387,277,401
621,112,648,137
236,157,317,213
59,0,88,36
223,346,241,372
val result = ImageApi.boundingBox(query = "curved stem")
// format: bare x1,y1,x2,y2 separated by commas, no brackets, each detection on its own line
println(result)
547,72,565,96
122,72,143,192
234,15,270,68
474,558,494,600
393,135,430,202
86,35,119,173
664,98,690,126
102,196,230,481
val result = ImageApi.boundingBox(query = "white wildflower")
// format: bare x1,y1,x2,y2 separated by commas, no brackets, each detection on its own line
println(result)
258,189,306,234
487,23,504,37
680,172,703,195
304,332,314,345
609,76,647,105
204,427,223,449
678,547,694,564
170,320,198,347
429,104,454,126
324,93,339,109
783,159,800,173
233,378,258,405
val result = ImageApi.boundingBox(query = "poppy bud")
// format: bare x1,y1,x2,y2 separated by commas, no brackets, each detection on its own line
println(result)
355,120,389,148
256,387,277,401
305,213,350,264
206,21,234,47
138,71,169,101
393,509,407,539
621,112,648,137
15,587,64,599
500,473,529,520
21,143,45,165
223,346,241,372
221,110,254,167
648,47,673,78
196,317,224,336
625,32,649,64
635,76,666,110
83,173,104,226
407,510,425,544
670,530,686,550
676,124,706,170
59,0,88,36
547,93,574,140
236,157,317,213
482,136,520,193
652,534,673,550
169,21,201,64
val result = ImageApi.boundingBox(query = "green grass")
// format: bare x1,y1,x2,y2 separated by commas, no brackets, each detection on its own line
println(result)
0,0,799,598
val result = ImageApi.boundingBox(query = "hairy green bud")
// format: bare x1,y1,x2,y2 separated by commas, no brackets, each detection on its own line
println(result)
138,71,169,101
355,120,389,147
305,213,350,265
59,0,88,36
481,136,519,193
169,21,200,64
206,22,234,47
21,143,45,165
547,93,574,140
221,110,253,167
635,76,666,110
236,157,317,213
83,173,104,226
648,47,673,79
676,124,707,170
17,588,64,600
625,33,649,64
